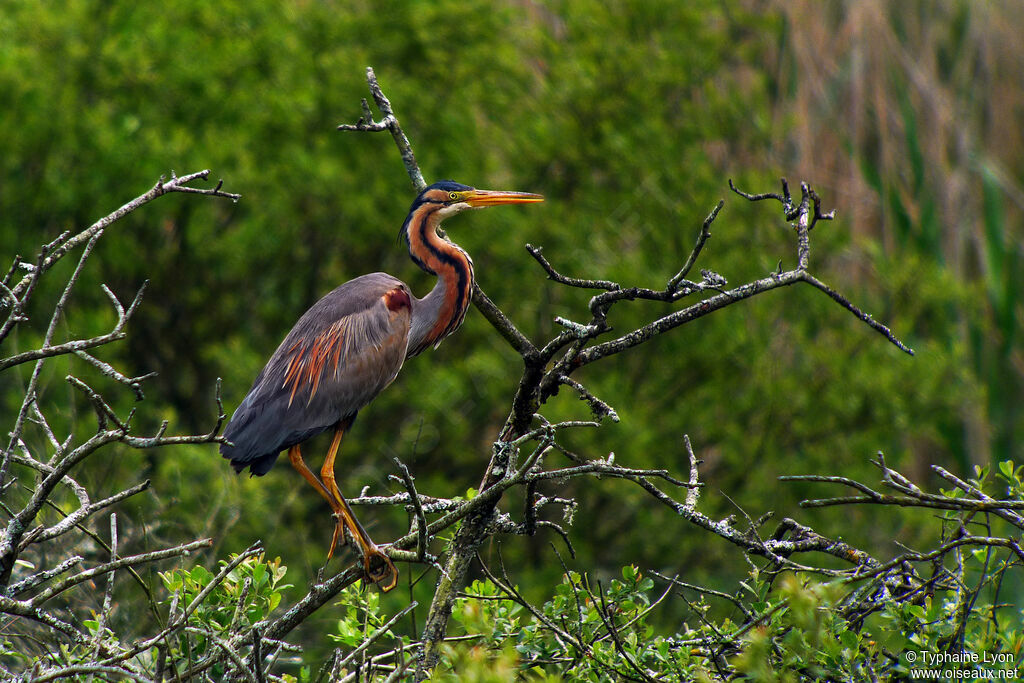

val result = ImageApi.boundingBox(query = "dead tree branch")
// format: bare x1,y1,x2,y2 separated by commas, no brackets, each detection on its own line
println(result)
333,67,915,680
0,172,237,678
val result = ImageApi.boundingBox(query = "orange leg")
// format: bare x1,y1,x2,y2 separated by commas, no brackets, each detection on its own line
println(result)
288,444,333,505
320,422,398,592
288,445,346,557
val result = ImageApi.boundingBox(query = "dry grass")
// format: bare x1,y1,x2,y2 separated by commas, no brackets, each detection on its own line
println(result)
762,0,1024,269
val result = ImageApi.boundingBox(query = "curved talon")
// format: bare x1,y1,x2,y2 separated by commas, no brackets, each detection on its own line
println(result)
319,486,397,590
327,518,347,559
329,521,397,591
334,512,398,591
363,546,398,592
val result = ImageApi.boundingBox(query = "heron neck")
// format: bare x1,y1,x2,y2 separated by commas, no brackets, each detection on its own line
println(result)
405,207,475,356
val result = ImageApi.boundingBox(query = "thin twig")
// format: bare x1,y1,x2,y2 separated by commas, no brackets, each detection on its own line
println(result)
31,539,213,607
668,200,723,289
337,602,418,671
799,273,914,355
392,459,428,561
526,244,620,291
338,67,425,191
683,435,701,510
90,514,119,655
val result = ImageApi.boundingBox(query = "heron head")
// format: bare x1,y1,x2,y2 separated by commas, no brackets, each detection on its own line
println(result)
417,180,544,218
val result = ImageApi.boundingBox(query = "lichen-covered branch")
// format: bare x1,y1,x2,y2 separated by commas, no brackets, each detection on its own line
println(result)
0,172,238,679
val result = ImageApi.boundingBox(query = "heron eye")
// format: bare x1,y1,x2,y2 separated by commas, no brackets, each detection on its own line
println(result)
449,192,459,200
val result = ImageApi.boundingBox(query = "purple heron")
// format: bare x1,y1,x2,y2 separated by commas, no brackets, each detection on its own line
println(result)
220,181,543,590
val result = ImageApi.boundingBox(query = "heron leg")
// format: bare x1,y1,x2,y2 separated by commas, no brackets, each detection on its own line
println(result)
288,445,346,556
321,421,398,592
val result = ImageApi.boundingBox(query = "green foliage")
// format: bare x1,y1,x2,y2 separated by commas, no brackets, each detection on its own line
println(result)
329,582,405,651
158,553,291,677
437,462,1024,681
160,553,291,633
733,577,858,682
449,567,707,681
445,554,1024,682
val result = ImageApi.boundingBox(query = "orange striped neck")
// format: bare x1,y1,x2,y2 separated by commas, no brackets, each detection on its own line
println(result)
404,204,474,356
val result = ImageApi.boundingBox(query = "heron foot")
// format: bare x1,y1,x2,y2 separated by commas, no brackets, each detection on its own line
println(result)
326,515,397,591
363,545,398,592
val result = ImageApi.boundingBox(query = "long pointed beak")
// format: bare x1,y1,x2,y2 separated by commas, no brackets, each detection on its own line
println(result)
465,189,544,207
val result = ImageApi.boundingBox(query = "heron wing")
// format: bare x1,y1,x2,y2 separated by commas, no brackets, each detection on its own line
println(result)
221,273,412,475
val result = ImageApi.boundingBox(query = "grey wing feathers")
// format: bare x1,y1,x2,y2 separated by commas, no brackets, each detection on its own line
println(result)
220,273,412,475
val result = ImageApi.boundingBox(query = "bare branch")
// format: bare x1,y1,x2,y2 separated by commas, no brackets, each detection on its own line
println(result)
5,170,237,305
574,268,806,367
0,232,70,343
728,177,790,205
471,281,538,358
90,514,119,657
336,602,418,671
558,375,619,423
6,556,83,598
857,535,1024,579
338,67,426,192
782,467,1024,527
0,594,82,641
799,272,914,355
527,244,620,291
25,664,155,683
73,350,156,400
668,200,723,289
931,464,1024,527
683,435,701,510
30,538,213,607
392,458,428,562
